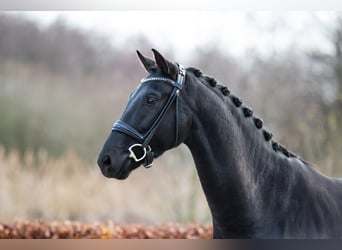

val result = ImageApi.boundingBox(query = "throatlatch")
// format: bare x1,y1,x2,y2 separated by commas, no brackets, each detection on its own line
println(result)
111,63,186,168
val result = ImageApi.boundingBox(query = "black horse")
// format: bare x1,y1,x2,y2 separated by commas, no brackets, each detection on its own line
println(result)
97,49,342,239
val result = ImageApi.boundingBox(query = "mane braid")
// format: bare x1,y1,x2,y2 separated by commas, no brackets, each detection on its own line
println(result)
220,86,230,96
253,117,263,129
263,130,273,141
188,67,297,159
193,68,203,77
231,95,242,107
242,106,253,117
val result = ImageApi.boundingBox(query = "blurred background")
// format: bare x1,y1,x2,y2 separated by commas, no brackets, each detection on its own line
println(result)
0,11,341,225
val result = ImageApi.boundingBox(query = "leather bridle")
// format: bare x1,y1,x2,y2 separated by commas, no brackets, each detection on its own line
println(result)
111,63,186,168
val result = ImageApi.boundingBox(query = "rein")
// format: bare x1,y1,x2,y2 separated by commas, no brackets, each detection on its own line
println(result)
111,63,186,168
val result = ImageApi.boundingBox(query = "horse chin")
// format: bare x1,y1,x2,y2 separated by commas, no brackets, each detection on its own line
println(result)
114,168,131,180
111,160,142,180
101,159,131,180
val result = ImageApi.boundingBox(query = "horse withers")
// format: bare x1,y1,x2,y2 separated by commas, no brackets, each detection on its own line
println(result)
97,49,342,238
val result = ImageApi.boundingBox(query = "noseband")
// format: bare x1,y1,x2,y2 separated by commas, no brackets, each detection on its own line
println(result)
111,63,186,168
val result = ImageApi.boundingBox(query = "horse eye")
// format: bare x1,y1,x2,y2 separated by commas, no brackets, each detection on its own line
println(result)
146,95,158,105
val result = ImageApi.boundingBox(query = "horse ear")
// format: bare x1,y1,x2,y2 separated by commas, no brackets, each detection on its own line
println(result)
151,48,177,80
136,50,157,73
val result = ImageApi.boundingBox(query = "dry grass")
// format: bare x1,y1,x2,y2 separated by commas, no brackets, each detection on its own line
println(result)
0,58,212,227
0,145,210,224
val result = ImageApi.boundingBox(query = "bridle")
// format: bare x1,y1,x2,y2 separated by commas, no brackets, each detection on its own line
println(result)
111,63,186,168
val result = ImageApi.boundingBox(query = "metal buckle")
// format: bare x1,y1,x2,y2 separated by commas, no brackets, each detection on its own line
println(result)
128,144,149,162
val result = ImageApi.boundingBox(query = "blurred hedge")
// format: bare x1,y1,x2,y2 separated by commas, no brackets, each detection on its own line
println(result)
0,13,342,177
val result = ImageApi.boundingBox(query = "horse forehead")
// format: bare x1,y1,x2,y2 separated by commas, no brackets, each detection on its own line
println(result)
126,83,171,108
135,80,173,95
128,84,142,99
128,83,151,100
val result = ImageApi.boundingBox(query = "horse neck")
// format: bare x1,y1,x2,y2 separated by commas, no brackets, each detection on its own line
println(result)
182,75,296,236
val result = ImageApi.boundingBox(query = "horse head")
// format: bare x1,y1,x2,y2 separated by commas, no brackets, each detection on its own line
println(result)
97,49,191,179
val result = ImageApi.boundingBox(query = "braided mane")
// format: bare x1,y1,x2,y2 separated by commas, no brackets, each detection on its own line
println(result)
187,67,296,159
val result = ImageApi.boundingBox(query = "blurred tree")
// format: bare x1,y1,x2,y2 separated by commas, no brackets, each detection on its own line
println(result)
333,18,342,112
0,14,159,159
0,14,119,79
305,15,342,175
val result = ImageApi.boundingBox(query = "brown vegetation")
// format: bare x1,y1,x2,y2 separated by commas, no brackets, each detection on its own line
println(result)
0,221,212,239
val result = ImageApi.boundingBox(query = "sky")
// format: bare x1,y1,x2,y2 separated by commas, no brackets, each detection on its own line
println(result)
8,11,339,60
2,0,342,10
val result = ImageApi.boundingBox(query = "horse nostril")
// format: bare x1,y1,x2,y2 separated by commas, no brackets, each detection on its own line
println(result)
102,155,112,166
